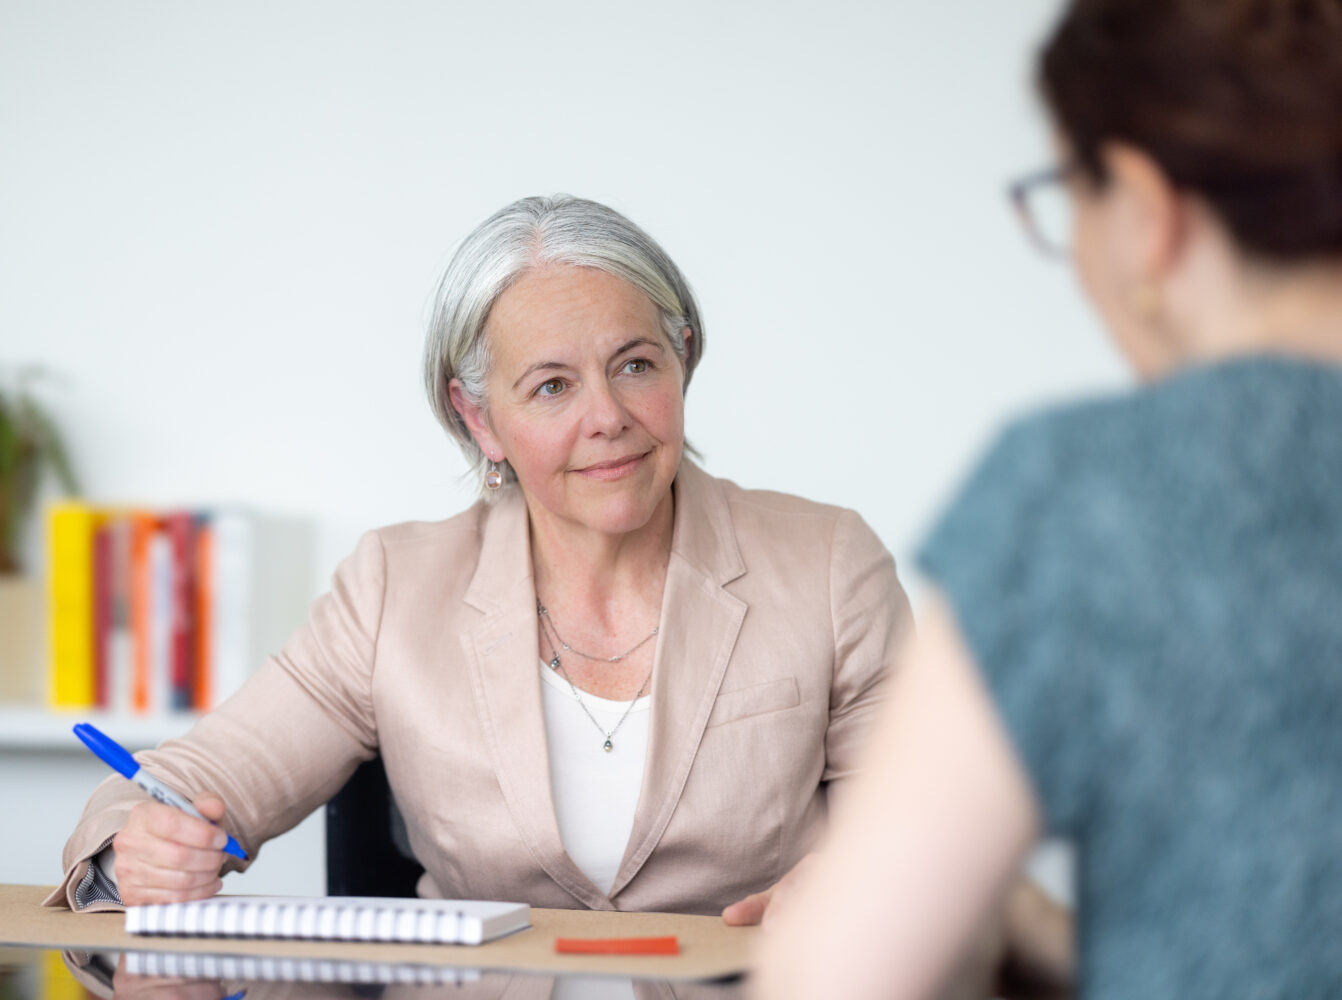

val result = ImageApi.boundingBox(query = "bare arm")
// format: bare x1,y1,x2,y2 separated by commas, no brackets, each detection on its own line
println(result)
752,594,1040,1000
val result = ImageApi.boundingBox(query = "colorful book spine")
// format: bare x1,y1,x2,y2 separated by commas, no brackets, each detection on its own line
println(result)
128,511,157,714
47,502,99,708
210,511,254,707
91,523,112,708
193,515,215,710
46,503,306,715
107,516,134,714
164,512,197,711
149,527,173,715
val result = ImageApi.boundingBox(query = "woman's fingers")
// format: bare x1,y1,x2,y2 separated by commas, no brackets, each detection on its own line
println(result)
117,854,224,890
191,793,228,823
135,800,231,851
112,794,232,905
722,887,774,926
118,877,224,907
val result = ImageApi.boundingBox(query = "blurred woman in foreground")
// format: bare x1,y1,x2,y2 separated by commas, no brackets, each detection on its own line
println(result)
756,0,1342,996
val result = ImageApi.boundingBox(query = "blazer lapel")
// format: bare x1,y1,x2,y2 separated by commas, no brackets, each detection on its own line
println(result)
461,491,610,909
608,461,747,899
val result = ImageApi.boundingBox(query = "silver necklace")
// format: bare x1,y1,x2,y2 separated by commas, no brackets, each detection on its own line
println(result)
537,602,656,753
536,602,659,662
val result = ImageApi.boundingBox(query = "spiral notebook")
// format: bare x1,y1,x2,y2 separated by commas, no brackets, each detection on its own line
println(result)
124,895,531,945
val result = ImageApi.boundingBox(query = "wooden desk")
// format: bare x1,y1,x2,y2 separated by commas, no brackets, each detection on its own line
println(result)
0,884,754,981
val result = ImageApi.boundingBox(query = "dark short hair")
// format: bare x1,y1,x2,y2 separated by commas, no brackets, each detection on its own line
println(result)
1041,0,1342,261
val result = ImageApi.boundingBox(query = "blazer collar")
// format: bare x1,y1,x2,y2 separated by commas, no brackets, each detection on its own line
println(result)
464,486,532,615
665,457,746,586
460,460,749,906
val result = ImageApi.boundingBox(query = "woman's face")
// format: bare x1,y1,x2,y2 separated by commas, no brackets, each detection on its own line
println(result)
463,264,688,538
1066,145,1181,380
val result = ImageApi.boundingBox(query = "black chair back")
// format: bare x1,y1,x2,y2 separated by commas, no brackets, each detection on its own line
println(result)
325,756,425,897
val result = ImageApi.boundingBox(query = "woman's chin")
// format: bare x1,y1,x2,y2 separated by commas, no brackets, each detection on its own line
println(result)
574,498,664,538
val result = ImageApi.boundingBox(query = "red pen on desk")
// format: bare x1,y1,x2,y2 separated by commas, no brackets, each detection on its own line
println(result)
555,936,680,955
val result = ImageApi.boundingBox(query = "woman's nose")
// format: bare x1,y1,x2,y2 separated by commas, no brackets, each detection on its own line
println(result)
582,381,632,437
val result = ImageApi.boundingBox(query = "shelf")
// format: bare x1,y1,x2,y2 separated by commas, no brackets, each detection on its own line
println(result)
0,706,200,752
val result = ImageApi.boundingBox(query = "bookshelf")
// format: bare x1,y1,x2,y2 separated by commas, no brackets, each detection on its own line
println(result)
0,707,199,752
0,507,325,897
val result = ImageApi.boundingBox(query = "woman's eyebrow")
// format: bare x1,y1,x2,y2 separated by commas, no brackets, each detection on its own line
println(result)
511,360,567,390
609,337,666,360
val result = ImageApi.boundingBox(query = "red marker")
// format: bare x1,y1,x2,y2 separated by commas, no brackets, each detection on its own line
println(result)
555,936,680,955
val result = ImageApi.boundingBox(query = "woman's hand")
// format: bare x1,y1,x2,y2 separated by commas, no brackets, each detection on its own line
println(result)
111,792,230,906
721,855,814,926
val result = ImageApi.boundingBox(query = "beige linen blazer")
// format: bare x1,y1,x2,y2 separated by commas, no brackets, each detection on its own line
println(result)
49,460,912,915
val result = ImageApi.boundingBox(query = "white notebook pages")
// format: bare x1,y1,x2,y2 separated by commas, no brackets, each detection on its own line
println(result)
124,895,531,945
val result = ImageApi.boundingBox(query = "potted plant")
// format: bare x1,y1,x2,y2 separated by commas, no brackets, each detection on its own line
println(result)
0,369,78,701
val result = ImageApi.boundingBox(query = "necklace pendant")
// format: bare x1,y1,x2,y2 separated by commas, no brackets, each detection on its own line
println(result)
603,739,614,752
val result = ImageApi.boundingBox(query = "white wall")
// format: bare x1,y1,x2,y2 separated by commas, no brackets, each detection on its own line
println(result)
2,0,1114,896
3,0,1124,590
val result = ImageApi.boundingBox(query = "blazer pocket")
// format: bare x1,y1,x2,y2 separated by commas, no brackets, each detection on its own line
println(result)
706,677,800,728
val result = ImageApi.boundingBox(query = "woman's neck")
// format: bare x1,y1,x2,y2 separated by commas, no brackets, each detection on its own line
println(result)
527,490,675,625
1169,246,1342,369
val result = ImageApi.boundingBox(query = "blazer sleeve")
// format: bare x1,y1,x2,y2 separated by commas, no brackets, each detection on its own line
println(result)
822,508,914,784
45,530,389,910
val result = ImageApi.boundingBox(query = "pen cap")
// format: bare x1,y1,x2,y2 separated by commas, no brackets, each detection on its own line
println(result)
74,722,141,779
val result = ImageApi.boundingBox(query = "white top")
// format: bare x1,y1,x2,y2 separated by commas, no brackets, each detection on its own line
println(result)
539,660,651,895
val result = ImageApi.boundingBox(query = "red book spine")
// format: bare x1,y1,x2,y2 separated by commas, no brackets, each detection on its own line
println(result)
91,523,112,708
165,512,197,712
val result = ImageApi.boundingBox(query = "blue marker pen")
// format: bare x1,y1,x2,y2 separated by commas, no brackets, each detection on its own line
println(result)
73,723,248,860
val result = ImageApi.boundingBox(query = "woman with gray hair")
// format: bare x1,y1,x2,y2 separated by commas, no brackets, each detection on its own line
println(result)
48,195,913,932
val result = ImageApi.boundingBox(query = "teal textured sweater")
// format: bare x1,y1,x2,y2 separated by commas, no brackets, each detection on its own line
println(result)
920,356,1342,996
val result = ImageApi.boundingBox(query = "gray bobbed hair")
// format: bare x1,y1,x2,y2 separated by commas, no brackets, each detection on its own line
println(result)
424,195,705,497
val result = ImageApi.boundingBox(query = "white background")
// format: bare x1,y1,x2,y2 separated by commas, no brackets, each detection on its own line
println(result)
2,0,1113,894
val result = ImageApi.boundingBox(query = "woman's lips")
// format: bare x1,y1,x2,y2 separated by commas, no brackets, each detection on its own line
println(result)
575,451,649,481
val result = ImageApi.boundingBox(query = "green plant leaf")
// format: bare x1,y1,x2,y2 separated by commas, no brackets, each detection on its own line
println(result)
0,371,81,573
24,402,80,495
0,400,15,477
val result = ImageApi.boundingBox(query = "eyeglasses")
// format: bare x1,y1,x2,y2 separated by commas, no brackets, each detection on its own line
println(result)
1007,163,1078,258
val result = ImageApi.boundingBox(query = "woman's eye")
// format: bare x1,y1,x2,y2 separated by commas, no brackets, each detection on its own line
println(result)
537,378,565,397
622,359,649,375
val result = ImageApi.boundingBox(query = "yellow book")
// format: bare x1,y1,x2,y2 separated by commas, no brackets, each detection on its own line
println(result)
47,501,99,708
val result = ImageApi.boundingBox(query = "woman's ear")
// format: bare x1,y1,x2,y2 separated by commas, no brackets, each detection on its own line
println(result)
1099,142,1188,282
448,379,502,461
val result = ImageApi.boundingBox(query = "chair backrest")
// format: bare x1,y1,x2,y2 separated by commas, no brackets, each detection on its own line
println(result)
325,756,425,897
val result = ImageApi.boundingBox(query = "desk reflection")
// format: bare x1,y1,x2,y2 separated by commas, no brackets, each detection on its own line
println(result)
43,948,744,1000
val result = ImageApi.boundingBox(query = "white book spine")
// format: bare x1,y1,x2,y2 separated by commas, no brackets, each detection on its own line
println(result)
108,518,134,713
210,512,253,708
148,531,173,714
